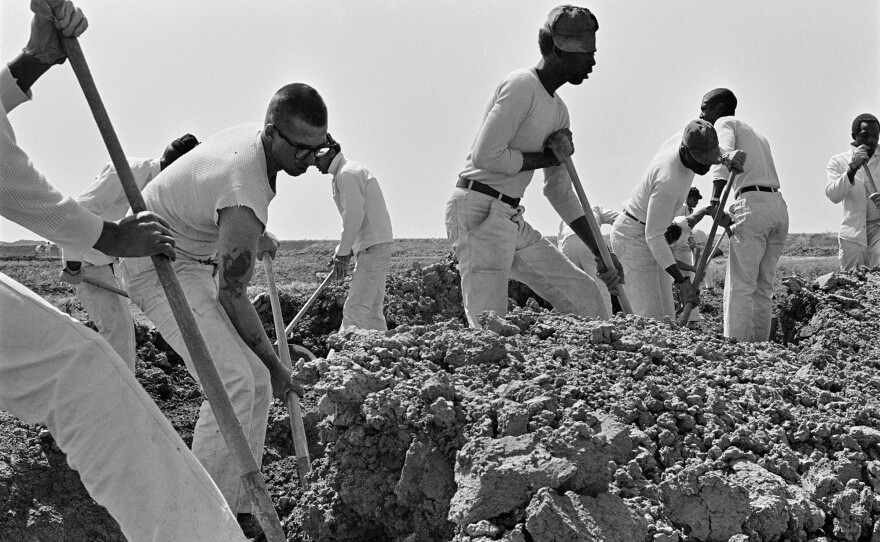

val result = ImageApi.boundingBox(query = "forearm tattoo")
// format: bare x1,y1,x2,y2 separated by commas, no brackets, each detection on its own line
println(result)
220,249,252,298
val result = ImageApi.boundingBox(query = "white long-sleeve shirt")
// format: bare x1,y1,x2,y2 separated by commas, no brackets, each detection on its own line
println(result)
557,205,618,246
709,116,780,193
65,158,161,265
826,148,880,246
328,152,393,256
1,66,103,256
458,68,584,223
621,133,695,269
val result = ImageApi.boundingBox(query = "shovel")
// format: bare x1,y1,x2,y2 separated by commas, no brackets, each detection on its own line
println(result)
261,254,312,488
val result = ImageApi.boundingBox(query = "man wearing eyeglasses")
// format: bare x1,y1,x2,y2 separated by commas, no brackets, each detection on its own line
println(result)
315,134,394,331
446,5,624,327
119,83,324,537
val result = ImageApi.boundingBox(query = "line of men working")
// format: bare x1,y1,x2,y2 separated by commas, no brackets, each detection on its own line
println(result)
446,4,791,345
2,2,873,541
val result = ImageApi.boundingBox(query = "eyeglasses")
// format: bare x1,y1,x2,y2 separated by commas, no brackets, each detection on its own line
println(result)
273,126,330,159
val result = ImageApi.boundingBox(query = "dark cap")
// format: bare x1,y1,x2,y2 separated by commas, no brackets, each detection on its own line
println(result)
543,5,598,53
682,119,722,166
688,187,703,200
852,113,879,135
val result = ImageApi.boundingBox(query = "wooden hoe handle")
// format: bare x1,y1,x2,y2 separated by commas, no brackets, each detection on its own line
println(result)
262,254,312,488
284,272,333,335
677,171,738,326
61,37,286,542
559,156,633,315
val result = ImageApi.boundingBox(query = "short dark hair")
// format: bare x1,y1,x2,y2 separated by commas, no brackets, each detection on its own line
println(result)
852,113,879,135
688,187,702,201
265,83,327,128
538,28,555,56
665,223,683,245
703,88,737,117
160,133,199,169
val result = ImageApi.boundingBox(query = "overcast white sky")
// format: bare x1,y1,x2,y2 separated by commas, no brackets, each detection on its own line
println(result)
2,1,878,243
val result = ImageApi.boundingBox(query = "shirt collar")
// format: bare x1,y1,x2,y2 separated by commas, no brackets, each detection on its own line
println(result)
328,152,345,176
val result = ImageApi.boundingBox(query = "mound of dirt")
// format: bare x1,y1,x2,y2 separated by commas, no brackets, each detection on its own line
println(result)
7,264,880,542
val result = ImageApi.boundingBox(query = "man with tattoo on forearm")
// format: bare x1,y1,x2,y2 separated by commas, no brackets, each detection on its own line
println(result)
119,84,329,538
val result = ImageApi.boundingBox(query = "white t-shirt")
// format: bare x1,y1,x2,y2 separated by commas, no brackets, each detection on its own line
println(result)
141,124,274,259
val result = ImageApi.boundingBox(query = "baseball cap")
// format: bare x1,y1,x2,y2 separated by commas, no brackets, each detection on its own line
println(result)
688,187,703,200
682,119,722,165
543,5,598,53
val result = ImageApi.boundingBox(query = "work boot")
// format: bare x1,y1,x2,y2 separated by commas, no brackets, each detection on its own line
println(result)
236,513,266,541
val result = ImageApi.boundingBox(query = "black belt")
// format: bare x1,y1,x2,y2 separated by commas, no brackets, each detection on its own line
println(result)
736,185,778,198
456,178,521,207
623,210,646,225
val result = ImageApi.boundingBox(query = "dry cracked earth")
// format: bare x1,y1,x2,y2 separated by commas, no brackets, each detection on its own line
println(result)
3,256,880,542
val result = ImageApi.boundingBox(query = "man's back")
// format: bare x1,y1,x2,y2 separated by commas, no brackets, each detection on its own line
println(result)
711,117,780,191
142,124,272,259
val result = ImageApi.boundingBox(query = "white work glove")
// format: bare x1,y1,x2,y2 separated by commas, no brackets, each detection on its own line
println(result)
257,230,280,260
544,128,574,164
721,150,747,173
26,0,88,64
329,253,352,281
849,145,871,172
59,266,83,285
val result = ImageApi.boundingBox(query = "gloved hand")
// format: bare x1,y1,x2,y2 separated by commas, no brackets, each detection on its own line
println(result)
257,230,280,260
544,128,574,164
59,265,83,285
26,0,88,65
329,253,352,280
850,145,871,172
721,149,747,173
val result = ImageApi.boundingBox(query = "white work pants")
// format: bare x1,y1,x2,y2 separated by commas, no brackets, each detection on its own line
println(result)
120,256,271,514
610,215,674,320
341,242,392,331
559,234,613,315
76,263,135,370
723,191,789,342
839,222,880,271
0,273,245,542
445,188,608,327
